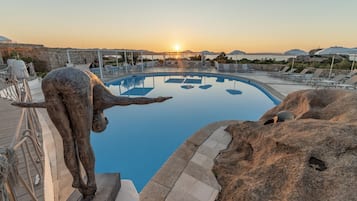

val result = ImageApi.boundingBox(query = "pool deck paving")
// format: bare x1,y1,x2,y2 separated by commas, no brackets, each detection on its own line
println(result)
0,67,316,201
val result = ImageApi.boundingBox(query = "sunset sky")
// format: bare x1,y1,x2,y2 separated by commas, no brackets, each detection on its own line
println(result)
2,0,357,53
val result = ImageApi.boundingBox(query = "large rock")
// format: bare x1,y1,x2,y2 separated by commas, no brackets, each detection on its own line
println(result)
213,89,357,201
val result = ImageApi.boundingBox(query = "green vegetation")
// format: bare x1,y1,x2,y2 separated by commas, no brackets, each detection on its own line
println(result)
36,71,47,78
212,52,353,71
189,54,202,61
239,58,286,65
3,51,49,75
290,55,353,70
213,52,287,65
214,52,235,63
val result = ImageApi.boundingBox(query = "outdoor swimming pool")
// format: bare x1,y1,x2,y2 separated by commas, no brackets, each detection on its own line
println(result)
91,72,280,191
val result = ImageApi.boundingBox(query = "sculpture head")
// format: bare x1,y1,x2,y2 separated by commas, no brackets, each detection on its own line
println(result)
92,111,108,132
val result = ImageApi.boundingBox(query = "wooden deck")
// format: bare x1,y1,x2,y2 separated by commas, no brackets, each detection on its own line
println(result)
0,98,44,201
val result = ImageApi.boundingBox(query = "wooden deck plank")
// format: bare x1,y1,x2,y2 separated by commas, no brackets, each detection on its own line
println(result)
0,98,44,201
0,99,23,146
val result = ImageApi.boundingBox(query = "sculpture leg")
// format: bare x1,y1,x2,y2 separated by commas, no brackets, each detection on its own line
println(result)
42,89,85,189
65,90,97,198
76,137,96,199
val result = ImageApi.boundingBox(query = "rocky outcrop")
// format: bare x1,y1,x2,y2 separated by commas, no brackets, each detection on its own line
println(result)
213,89,357,201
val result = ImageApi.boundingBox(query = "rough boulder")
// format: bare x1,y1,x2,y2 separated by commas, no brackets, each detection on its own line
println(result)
213,89,357,201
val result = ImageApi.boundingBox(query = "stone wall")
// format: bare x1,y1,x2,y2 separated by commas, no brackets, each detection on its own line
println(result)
0,43,48,71
0,43,97,71
46,49,97,70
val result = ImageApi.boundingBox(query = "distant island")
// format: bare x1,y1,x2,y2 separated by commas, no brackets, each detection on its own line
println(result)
228,50,246,55
201,50,218,55
245,52,285,55
284,49,308,56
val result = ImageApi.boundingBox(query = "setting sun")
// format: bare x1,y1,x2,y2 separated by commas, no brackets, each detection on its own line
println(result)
174,44,181,52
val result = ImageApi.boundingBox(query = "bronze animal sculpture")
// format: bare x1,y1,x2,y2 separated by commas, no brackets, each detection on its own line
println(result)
12,67,172,200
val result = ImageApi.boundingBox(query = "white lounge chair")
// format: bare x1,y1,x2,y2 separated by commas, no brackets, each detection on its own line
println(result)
336,75,357,89
280,68,297,79
285,67,314,82
270,66,290,77
346,69,357,78
316,74,347,88
306,68,324,85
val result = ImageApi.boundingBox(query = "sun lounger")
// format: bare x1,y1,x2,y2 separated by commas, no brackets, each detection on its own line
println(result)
270,66,290,77
336,75,357,89
346,69,357,78
316,74,347,88
305,68,324,85
280,68,297,79
285,67,314,82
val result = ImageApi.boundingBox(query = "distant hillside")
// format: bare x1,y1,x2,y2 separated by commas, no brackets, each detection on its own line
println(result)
141,50,155,54
228,50,246,55
201,50,218,55
182,50,194,53
284,49,308,56
247,52,283,55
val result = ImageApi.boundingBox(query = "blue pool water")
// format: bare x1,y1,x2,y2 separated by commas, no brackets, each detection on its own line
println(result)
91,72,279,191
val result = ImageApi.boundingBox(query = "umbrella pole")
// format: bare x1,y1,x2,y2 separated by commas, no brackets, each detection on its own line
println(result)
351,55,355,72
328,55,335,79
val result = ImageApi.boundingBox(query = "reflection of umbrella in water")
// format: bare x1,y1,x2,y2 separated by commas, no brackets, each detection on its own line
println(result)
199,77,212,89
122,76,146,89
216,77,224,83
181,85,194,89
226,80,242,95
199,84,212,89
120,76,154,96
180,76,202,89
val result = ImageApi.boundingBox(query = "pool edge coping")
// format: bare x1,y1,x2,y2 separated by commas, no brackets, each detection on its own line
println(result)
139,120,241,201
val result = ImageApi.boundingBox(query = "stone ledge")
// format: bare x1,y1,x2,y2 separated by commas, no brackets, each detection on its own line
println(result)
140,181,170,201
115,180,139,201
68,173,121,201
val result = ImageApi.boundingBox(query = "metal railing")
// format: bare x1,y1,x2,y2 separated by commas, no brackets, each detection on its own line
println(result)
0,76,44,201
86,62,216,81
0,78,20,101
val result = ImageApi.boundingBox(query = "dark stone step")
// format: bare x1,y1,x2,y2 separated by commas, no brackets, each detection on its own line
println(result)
67,173,121,201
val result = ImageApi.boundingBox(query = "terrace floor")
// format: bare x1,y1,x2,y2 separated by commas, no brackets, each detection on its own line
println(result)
0,98,44,200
